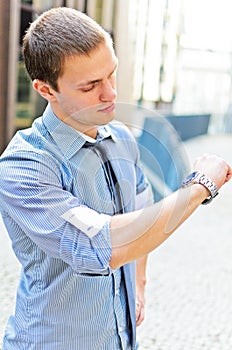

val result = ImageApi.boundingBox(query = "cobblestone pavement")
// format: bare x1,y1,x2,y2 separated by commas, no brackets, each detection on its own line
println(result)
1,135,232,349
137,135,232,350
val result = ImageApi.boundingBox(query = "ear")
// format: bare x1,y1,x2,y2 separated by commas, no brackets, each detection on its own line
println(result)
32,79,57,102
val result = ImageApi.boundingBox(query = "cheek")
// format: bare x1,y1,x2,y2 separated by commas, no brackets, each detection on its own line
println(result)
59,93,88,111
56,88,102,113
80,91,102,108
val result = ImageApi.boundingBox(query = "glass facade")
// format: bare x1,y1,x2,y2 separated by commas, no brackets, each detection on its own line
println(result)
11,0,232,132
16,1,41,129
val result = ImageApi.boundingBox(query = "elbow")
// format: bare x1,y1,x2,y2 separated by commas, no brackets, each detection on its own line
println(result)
110,246,127,270
109,259,119,271
109,248,122,270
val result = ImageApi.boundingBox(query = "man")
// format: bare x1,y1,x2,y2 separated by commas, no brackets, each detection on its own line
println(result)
0,7,231,350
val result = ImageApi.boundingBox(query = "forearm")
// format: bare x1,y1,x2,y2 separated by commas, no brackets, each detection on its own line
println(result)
110,184,208,269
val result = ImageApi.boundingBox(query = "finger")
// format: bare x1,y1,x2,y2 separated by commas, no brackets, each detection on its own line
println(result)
136,303,145,327
225,166,232,182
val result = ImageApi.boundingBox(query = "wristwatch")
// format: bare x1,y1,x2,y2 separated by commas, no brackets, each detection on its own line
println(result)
182,171,219,204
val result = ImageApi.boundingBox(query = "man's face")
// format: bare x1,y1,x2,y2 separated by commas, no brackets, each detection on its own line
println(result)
52,41,118,137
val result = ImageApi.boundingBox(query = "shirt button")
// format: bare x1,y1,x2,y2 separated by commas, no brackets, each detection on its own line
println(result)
118,326,124,332
115,289,120,296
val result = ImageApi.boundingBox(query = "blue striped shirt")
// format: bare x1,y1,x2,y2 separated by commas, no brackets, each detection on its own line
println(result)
0,104,152,349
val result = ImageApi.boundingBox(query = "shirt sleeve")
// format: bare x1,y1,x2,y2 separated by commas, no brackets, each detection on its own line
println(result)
0,150,112,276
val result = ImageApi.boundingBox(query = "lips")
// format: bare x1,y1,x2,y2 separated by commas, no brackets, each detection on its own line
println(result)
98,103,115,113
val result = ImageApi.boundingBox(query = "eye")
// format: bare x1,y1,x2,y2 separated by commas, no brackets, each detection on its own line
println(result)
81,82,98,92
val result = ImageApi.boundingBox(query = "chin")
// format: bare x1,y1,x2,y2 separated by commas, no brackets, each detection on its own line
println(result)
99,111,116,124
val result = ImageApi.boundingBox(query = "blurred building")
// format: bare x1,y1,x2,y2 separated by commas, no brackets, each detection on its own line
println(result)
0,0,136,153
0,0,184,153
1,0,232,153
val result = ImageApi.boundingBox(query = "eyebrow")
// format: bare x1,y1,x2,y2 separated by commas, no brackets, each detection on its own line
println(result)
76,63,118,89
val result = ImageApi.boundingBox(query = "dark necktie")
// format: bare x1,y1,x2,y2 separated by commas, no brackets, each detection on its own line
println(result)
84,139,124,214
83,139,136,346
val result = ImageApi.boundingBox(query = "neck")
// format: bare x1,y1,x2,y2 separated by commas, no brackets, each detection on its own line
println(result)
51,104,98,139
64,118,98,139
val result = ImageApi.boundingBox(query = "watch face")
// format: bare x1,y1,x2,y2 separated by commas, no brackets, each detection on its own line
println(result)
183,171,199,185
186,171,198,181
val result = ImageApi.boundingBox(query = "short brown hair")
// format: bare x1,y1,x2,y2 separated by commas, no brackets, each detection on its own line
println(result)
23,7,111,91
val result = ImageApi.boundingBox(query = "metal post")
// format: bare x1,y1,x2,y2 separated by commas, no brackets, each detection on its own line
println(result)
83,0,88,14
7,0,20,142
0,0,20,153
0,0,10,153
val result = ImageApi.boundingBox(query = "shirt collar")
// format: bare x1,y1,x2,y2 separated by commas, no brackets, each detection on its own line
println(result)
42,104,116,159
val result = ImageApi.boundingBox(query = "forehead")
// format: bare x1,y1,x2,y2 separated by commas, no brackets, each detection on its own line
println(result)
60,42,117,84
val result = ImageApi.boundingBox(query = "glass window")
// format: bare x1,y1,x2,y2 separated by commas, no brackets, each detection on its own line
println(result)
16,0,46,130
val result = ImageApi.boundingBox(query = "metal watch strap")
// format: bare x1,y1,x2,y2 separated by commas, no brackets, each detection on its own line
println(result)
197,172,219,204
182,171,219,205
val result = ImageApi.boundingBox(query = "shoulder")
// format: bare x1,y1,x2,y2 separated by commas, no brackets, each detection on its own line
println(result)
0,117,59,171
4,117,46,152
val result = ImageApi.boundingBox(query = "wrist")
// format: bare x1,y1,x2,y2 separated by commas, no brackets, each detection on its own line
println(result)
192,183,211,200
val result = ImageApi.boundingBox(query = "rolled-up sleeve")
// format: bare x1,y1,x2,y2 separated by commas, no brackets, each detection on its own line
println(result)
60,207,112,275
0,150,112,275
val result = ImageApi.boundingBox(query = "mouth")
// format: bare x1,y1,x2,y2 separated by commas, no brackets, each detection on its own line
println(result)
98,103,115,113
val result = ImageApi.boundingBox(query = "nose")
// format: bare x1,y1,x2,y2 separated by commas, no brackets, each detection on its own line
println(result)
99,79,117,102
